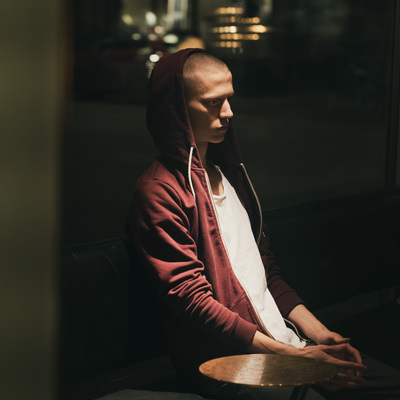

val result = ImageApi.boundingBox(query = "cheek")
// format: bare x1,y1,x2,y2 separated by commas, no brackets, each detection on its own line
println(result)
190,110,210,129
188,105,202,123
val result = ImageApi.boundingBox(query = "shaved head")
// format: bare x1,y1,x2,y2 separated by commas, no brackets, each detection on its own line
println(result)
182,51,234,157
183,52,230,97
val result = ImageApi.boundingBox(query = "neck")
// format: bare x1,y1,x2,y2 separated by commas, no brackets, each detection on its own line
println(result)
198,143,223,195
197,142,209,171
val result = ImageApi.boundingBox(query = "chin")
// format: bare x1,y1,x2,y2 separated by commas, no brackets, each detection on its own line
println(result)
216,129,228,140
211,134,226,144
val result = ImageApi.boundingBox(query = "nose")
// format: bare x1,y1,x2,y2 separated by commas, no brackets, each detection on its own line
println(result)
220,99,233,120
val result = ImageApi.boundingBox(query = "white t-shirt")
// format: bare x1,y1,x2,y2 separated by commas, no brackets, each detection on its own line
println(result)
212,170,306,348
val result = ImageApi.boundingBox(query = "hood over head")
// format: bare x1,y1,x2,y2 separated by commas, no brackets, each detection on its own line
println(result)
146,48,243,170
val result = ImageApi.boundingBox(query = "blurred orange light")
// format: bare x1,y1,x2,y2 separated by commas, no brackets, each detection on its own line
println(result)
215,7,244,15
247,25,270,33
213,41,242,48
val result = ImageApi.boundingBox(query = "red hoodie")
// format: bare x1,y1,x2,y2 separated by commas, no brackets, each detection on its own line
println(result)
127,48,303,380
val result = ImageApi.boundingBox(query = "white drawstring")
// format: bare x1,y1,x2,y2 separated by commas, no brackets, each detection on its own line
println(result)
240,163,263,245
188,146,196,202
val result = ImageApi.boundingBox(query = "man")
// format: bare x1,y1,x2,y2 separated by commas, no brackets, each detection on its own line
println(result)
127,48,366,395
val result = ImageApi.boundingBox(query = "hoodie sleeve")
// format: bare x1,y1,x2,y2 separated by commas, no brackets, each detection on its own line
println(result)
129,178,257,349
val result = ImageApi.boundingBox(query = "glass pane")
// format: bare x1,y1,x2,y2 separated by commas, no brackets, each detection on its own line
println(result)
64,0,396,244
200,0,393,208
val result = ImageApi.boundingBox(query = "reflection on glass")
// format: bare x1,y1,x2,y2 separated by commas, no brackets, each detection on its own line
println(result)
65,0,396,243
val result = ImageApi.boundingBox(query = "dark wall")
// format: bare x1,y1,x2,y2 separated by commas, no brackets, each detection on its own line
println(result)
266,194,400,310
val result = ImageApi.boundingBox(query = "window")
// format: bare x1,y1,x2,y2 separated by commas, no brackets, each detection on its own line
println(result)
63,0,399,244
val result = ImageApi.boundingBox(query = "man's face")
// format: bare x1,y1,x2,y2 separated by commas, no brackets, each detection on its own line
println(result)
185,67,234,149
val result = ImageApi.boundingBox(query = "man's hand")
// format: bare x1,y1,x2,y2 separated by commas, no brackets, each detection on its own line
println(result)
249,302,368,391
315,329,350,345
314,330,363,367
297,343,367,389
287,304,364,371
248,331,367,389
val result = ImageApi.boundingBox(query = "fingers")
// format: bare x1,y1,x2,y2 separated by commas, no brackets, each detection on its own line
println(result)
334,341,364,375
301,342,367,391
321,343,363,361
307,344,366,373
327,343,365,372
346,343,363,365
326,353,367,373
337,368,367,386
333,374,366,390
332,336,351,344
321,373,366,391
344,346,363,377
319,366,367,391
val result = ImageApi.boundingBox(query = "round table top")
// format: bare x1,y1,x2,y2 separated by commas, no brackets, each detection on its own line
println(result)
199,353,337,387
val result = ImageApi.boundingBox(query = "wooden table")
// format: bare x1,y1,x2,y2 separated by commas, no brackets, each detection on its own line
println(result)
199,354,337,400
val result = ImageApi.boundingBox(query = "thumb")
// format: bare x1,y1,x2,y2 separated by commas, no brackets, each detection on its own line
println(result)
333,336,351,344
324,332,350,344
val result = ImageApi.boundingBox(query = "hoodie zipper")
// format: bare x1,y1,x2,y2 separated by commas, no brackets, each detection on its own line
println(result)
188,149,304,344
239,163,307,344
203,167,274,340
